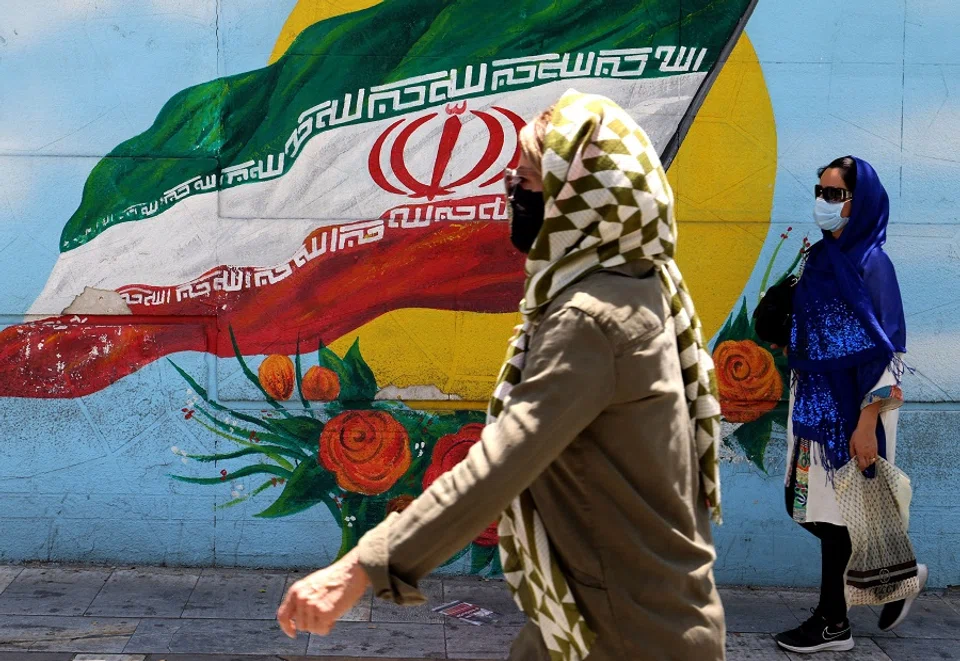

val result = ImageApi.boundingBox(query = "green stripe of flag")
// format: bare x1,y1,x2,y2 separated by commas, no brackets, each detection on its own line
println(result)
62,0,752,252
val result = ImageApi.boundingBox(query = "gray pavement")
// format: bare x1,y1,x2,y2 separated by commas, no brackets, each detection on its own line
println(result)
0,565,957,660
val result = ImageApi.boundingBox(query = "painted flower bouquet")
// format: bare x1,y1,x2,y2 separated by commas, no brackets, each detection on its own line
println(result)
168,329,500,574
712,228,809,470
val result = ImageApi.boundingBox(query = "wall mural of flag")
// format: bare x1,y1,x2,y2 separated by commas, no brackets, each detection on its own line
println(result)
3,0,761,399
0,0,780,569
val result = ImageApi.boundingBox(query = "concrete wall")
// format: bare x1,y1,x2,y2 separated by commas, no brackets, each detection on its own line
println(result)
1,0,957,587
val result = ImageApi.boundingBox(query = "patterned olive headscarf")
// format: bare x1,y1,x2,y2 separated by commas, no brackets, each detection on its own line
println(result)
488,89,722,661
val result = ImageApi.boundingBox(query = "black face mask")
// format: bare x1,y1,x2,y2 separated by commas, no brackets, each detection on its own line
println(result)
508,185,545,254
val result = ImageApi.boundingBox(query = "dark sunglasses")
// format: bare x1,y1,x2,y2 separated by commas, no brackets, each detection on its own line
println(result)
503,168,522,201
815,185,853,204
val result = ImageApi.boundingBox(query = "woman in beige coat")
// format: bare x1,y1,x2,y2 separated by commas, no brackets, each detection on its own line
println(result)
278,90,727,661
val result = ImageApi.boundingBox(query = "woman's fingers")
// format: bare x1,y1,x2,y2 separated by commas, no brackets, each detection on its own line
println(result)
277,593,298,638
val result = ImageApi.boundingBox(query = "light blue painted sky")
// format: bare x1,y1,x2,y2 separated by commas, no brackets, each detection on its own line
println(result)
0,0,298,310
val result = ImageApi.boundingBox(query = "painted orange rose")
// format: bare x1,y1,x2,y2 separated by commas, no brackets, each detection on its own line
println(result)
386,494,415,515
713,340,783,423
259,354,295,400
319,410,411,495
423,423,499,546
302,366,340,401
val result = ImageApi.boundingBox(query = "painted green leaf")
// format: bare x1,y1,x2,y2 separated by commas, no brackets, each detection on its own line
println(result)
190,413,301,469
255,461,334,518
342,339,378,402
270,415,324,443
370,402,425,430
715,298,753,347
185,445,302,463
730,414,775,472
169,359,279,435
215,479,276,511
171,463,291,485
488,548,503,576
228,327,290,415
469,544,499,574
294,337,312,410
729,298,752,341
318,342,352,401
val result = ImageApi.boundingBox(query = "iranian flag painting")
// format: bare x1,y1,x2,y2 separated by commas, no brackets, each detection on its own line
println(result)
0,0,758,399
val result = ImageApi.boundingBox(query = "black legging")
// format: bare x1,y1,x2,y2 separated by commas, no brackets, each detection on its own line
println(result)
802,522,852,624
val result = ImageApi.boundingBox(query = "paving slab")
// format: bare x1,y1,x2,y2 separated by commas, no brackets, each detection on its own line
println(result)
306,622,445,658
0,615,138,653
0,653,73,661
0,567,957,659
444,622,522,659
142,656,443,661
370,580,444,625
725,633,788,660
123,618,307,656
726,650,789,661
878,594,960,639
284,574,372,623
142,657,457,661
727,633,787,661
440,580,525,627
143,656,294,661
875,637,960,660
939,588,960,616
783,637,893,660
87,569,201,618
0,570,112,617
726,632,780,650
181,570,286,620
720,588,799,634
0,570,23,597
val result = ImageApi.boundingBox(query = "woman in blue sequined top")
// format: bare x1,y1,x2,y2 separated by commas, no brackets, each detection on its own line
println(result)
774,156,924,655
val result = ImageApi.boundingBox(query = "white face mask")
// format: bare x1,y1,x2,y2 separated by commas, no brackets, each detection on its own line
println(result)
813,197,849,232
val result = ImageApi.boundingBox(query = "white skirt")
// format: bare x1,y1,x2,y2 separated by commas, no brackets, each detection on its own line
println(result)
784,360,904,526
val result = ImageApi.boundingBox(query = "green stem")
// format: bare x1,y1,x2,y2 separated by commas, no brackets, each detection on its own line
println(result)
775,248,805,286
336,494,365,559
194,404,305,454
171,463,292,485
194,415,305,464
186,445,301,464
170,359,285,435
758,234,788,305
214,478,276,510
295,335,312,411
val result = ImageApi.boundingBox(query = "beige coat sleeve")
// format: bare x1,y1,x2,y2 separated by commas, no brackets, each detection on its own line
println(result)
356,306,616,604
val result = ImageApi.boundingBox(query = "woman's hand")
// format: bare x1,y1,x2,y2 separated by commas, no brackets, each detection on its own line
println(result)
850,402,882,471
277,548,371,638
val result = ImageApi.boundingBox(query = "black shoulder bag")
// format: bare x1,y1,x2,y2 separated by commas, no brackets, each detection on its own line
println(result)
752,274,798,347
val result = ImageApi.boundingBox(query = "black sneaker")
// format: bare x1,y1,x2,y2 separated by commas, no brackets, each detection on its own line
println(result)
775,608,854,654
878,563,928,631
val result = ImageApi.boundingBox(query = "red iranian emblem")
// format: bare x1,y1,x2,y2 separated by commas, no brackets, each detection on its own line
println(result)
369,103,526,201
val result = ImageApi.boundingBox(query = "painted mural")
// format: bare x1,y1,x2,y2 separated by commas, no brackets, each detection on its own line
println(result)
3,0,959,588
169,332,497,571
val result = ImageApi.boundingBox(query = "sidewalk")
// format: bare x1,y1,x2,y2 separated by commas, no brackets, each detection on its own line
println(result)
0,565,957,660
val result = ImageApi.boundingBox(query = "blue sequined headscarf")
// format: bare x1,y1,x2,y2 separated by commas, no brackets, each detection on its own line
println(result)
789,157,906,473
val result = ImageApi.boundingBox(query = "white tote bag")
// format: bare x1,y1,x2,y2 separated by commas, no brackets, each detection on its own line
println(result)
834,458,919,607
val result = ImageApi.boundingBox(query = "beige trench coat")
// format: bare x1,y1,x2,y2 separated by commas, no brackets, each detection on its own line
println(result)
357,261,725,660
